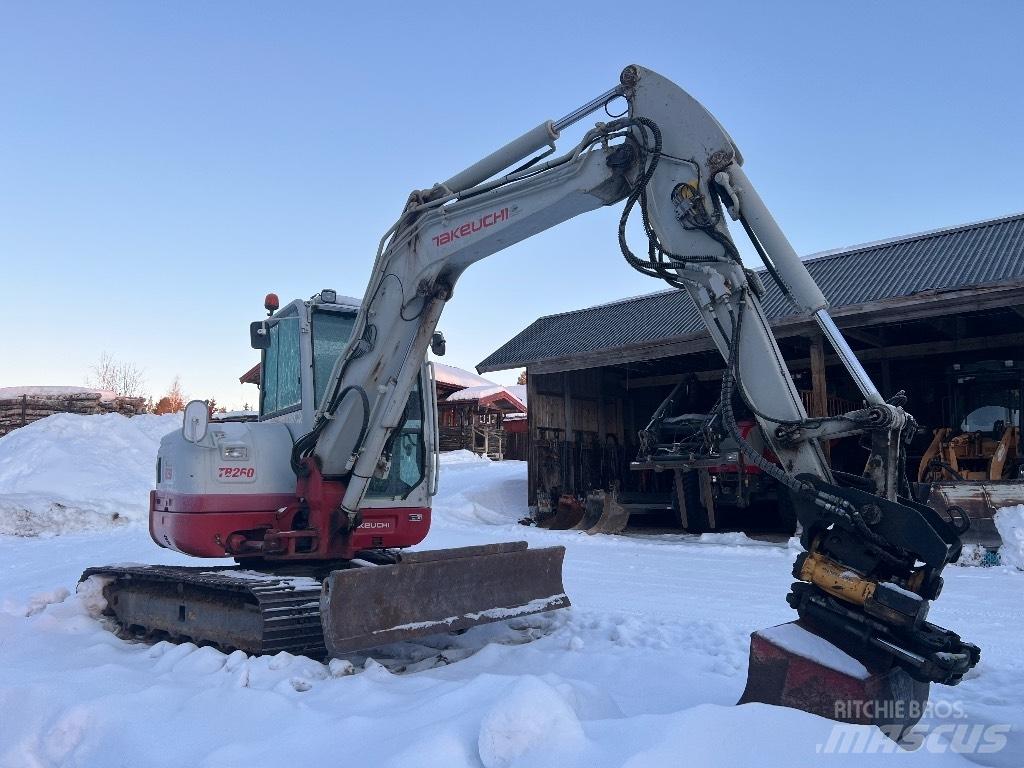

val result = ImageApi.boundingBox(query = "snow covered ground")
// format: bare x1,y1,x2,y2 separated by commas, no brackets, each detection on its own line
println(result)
0,420,1022,766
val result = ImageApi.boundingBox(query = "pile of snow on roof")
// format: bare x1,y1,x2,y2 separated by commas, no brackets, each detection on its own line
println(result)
432,363,496,389
445,385,526,411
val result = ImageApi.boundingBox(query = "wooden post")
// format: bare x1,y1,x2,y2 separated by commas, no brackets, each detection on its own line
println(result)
809,334,831,462
527,369,538,506
563,372,574,493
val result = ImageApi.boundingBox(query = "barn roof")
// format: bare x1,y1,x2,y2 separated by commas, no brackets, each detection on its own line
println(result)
477,212,1024,373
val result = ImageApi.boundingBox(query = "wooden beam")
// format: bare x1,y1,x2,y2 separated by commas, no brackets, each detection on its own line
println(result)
809,335,828,417
807,331,1024,366
625,330,1024,388
526,368,538,506
625,371,722,389
809,334,831,462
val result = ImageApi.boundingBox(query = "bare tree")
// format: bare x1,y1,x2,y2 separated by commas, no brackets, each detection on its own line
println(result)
87,352,147,398
154,377,186,414
516,370,527,385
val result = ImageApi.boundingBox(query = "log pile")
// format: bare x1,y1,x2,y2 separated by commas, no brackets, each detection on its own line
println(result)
0,393,148,437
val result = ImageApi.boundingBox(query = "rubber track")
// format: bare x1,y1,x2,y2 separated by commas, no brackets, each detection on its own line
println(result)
80,565,327,658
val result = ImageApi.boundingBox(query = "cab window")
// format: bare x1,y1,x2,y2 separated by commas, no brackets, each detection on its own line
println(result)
367,375,426,498
261,309,301,416
312,310,357,408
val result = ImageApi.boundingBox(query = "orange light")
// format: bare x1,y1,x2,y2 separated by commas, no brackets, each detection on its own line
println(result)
264,293,280,314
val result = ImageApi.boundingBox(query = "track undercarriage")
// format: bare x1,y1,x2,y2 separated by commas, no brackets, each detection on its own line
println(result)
82,542,569,659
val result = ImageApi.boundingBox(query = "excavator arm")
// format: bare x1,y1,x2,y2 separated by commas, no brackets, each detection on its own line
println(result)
298,65,978,687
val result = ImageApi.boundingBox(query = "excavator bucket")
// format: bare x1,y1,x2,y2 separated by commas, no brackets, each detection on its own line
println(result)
536,494,585,530
320,541,569,654
572,489,630,534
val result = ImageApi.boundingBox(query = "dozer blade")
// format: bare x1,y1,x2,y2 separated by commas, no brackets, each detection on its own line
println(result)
320,541,568,655
572,490,630,534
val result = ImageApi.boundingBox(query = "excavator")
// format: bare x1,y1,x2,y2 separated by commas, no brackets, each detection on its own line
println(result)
84,65,978,728
917,359,1023,546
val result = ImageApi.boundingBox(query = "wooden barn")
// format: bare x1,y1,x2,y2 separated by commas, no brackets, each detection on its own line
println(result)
477,213,1024,539
437,383,527,460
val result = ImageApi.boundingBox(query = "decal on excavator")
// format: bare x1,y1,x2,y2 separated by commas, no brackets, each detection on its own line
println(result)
217,467,255,479
432,207,509,247
357,519,394,530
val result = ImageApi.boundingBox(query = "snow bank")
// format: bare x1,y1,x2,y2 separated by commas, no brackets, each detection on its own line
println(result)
433,452,528,528
0,413,180,535
440,449,493,465
995,505,1024,569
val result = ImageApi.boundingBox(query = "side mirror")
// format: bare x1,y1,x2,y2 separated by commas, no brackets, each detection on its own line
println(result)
250,321,271,350
182,400,210,444
430,331,446,357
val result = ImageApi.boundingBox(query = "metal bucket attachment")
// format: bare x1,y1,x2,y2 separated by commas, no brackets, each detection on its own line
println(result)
320,541,569,656
537,494,585,530
572,489,630,534
927,481,1023,547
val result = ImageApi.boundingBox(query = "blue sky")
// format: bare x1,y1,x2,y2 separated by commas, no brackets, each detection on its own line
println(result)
3,1,1023,408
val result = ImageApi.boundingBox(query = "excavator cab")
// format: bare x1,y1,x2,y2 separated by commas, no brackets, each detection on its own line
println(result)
255,291,435,505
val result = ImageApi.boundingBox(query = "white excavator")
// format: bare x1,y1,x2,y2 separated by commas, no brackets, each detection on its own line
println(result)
84,65,978,729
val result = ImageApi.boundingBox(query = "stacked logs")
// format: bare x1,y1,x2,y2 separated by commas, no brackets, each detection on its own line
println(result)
0,393,148,437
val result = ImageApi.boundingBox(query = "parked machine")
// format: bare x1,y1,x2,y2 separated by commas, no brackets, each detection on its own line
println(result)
631,382,791,534
84,65,978,723
918,360,1024,545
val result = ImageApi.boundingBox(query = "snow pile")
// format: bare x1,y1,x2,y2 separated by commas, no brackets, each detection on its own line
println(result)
477,676,586,768
995,505,1024,569
0,412,180,535
433,452,527,528
0,386,117,401
440,449,493,465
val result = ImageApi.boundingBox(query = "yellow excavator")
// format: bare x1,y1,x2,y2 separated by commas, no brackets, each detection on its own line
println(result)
918,360,1023,544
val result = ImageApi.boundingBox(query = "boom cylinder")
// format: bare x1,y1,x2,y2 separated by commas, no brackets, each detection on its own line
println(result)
725,162,884,406
443,121,559,194
441,84,624,194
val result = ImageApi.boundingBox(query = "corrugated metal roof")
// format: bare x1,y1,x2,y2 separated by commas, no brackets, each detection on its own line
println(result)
478,212,1024,372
